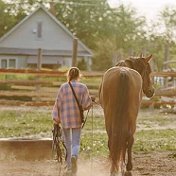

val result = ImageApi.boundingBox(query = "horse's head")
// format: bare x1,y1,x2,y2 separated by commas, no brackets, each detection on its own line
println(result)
126,54,155,98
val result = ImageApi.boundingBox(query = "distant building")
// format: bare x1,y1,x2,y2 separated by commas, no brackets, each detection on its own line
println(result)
0,5,92,70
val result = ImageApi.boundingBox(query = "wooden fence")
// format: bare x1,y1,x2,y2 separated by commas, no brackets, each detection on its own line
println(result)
0,68,175,108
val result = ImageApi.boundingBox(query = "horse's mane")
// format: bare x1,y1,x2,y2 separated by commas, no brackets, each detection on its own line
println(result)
116,60,127,67
116,57,152,75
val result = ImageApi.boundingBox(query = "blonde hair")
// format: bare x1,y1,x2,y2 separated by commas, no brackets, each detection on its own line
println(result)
67,67,80,82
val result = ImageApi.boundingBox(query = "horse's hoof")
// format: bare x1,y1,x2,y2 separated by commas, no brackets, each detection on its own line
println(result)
110,172,122,176
110,172,116,176
126,163,133,171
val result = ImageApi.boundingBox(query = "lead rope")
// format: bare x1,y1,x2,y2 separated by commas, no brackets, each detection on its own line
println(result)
90,102,94,176
52,124,66,176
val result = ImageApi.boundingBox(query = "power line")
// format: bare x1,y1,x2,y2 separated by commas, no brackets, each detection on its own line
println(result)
52,1,97,6
3,0,104,7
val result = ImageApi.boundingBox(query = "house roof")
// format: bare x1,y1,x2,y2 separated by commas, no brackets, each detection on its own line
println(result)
0,5,93,57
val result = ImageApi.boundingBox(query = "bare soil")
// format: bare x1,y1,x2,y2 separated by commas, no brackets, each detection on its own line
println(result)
0,151,176,176
0,106,176,176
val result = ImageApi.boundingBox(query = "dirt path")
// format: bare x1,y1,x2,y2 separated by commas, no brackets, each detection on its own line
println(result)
133,152,176,176
0,152,176,176
0,107,175,175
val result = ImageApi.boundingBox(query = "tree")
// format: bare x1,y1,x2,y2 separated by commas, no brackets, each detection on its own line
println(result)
0,0,17,37
160,6,176,43
54,0,114,48
92,37,117,71
156,6,176,70
92,4,148,70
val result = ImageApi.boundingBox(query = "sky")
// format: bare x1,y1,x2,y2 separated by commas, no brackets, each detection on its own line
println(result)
108,0,176,23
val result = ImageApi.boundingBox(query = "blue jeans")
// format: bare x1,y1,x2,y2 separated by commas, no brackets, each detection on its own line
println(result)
62,128,81,169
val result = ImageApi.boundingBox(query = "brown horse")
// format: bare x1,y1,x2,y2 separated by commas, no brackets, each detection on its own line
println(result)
99,55,155,176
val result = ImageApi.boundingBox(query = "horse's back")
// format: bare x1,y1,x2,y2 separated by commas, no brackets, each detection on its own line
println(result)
100,67,142,107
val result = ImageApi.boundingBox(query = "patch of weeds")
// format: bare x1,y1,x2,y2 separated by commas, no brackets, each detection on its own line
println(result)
168,153,176,159
81,133,108,157
134,129,176,152
0,110,52,137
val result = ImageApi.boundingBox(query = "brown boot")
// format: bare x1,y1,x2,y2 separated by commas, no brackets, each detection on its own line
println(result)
71,156,77,175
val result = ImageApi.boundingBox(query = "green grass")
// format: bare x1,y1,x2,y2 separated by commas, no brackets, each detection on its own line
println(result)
81,129,176,157
0,108,175,157
0,109,52,137
134,129,176,152
137,109,176,128
81,133,108,158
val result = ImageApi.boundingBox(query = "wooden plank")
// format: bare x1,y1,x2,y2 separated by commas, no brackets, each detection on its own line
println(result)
0,98,175,107
0,80,52,86
11,85,36,91
141,100,176,107
155,87,176,97
0,69,175,78
0,68,67,77
0,100,54,106
9,85,59,92
0,91,56,97
151,71,176,77
0,89,97,98
0,69,104,78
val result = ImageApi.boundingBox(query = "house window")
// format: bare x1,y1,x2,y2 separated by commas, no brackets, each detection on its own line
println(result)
9,59,16,68
0,59,16,68
1,59,7,68
37,21,42,38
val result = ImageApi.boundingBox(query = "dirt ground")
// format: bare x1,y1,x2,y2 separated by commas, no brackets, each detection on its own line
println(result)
0,151,176,176
0,106,176,176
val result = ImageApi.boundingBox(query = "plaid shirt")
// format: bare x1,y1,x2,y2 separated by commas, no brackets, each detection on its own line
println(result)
52,81,92,128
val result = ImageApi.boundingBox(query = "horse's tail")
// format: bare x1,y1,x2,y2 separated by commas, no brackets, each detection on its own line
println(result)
110,70,129,169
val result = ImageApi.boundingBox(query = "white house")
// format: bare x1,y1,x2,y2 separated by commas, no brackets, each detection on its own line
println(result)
0,5,93,70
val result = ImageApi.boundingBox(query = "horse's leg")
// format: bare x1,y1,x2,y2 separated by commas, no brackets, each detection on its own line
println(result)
110,164,115,176
108,136,116,176
121,142,127,174
126,135,134,171
110,167,121,176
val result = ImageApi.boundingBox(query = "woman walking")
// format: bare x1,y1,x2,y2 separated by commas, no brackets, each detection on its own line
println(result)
52,67,93,176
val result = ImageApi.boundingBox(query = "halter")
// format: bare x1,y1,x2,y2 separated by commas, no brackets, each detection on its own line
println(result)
140,64,149,80
126,58,151,90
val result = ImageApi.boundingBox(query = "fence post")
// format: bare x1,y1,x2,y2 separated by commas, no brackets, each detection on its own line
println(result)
72,38,78,67
36,48,42,101
37,48,42,70
164,43,169,70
